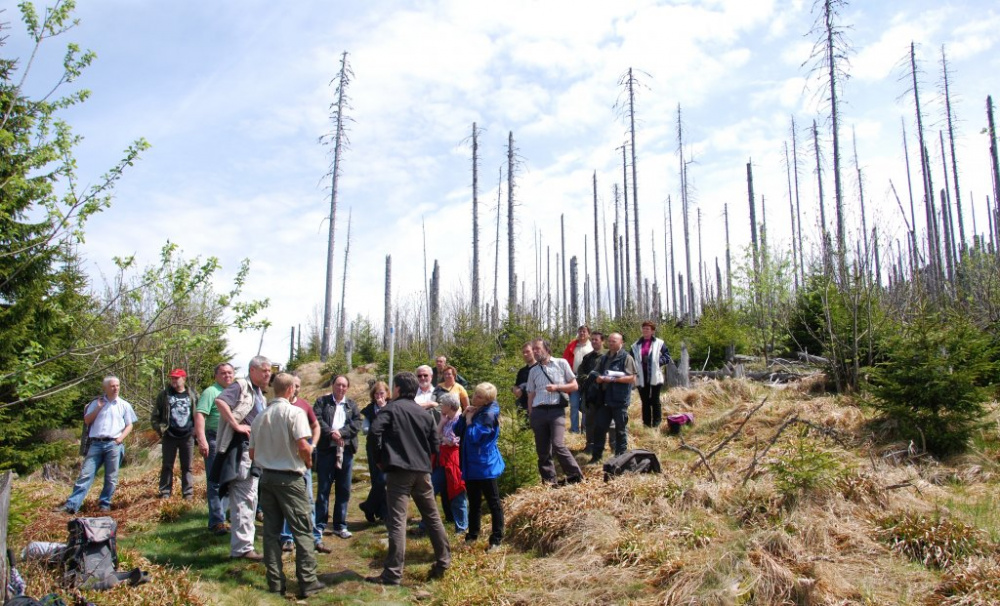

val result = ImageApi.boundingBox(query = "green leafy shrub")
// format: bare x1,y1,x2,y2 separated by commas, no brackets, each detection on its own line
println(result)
688,301,751,368
867,311,996,456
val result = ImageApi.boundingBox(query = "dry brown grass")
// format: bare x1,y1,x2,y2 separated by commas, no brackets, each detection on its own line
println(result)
929,556,1000,605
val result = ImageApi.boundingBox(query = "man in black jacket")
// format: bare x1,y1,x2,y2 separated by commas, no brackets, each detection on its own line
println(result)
151,368,198,499
366,371,451,585
312,375,362,541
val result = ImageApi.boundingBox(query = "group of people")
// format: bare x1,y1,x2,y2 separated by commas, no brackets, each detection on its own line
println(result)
514,322,673,484
56,354,507,595
55,323,669,595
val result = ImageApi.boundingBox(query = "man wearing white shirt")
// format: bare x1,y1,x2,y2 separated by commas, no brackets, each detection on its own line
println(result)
413,365,439,410
312,375,362,541
60,376,137,513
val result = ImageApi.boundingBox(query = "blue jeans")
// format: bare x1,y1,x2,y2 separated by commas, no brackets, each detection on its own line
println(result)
569,391,583,433
431,467,468,533
313,448,353,541
281,469,315,544
65,441,122,511
204,430,227,529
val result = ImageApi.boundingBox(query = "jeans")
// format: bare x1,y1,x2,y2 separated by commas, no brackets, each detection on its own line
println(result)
281,469,316,545
204,430,227,529
259,470,317,592
159,434,193,498
65,441,122,511
314,448,353,541
568,390,583,433
431,468,468,533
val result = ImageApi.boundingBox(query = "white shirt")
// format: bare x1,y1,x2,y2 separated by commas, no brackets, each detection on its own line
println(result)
414,386,435,405
86,396,138,438
331,397,347,431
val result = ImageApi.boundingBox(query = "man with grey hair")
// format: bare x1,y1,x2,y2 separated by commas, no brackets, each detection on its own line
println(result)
215,356,272,560
413,365,439,411
60,375,137,513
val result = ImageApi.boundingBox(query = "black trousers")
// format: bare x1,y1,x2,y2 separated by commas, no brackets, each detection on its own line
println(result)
638,383,663,427
466,478,504,546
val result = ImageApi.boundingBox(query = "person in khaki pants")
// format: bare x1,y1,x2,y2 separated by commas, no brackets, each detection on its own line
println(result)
249,373,326,600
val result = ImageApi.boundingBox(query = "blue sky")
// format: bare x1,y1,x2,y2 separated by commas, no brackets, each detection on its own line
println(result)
7,0,1000,368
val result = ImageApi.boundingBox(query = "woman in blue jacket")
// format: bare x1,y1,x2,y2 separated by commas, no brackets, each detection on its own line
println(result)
454,382,505,551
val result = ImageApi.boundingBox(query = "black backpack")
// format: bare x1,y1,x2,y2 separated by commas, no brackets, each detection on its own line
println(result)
602,449,662,482
62,517,118,588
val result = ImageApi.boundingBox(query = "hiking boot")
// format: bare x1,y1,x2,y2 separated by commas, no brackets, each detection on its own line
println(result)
231,550,263,561
364,574,399,586
281,541,293,553
314,541,332,554
297,579,326,598
210,523,230,535
427,564,447,581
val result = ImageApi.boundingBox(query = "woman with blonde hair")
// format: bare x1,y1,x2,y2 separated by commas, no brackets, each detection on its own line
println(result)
454,382,505,551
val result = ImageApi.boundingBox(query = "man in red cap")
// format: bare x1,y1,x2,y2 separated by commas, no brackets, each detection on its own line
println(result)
152,368,199,499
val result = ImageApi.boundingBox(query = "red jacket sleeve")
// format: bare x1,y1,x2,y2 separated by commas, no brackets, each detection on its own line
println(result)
562,339,578,367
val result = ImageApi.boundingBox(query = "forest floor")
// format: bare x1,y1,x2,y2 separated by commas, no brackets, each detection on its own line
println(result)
8,362,1000,605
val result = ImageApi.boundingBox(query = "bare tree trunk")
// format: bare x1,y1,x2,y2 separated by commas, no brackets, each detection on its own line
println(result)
570,256,579,328
507,131,516,319
853,129,870,281
668,195,678,315
613,185,622,317
493,167,502,313
546,246,552,331
747,161,760,275
429,260,440,355
678,105,694,326
471,122,481,316
785,141,799,289
383,254,391,350
697,207,704,313
724,203,732,300
941,48,966,257
592,171,601,318
603,187,612,313
791,116,806,284
813,120,832,276
561,215,567,329
986,96,1000,252
901,118,920,273
939,131,957,281
626,68,643,313
821,0,847,284
321,51,352,362
336,208,353,353
911,43,940,287
621,144,632,311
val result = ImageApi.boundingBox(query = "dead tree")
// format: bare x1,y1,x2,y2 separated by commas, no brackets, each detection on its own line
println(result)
791,116,806,284
336,208,353,353
493,167,502,314
909,42,942,286
747,160,760,275
724,203,732,300
561,214,567,328
784,141,799,289
940,47,966,257
383,255,391,350
812,119,832,276
507,131,516,319
621,144,632,310
321,51,353,361
678,105,695,325
592,171,601,318
623,68,644,312
987,96,1000,249
613,184,622,317
570,256,579,327
471,123,481,316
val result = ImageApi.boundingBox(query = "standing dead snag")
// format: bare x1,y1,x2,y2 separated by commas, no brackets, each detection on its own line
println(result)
336,208,353,353
383,255,391,350
321,50,352,361
507,131,517,320
592,171,601,318
471,123,481,317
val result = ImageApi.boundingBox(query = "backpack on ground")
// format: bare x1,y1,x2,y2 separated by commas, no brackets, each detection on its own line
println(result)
602,449,662,482
61,517,118,589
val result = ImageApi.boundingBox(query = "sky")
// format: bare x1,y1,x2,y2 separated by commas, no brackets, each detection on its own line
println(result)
6,0,1000,370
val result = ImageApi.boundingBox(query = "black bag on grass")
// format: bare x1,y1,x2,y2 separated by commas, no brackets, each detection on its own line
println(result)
62,517,118,589
602,449,662,482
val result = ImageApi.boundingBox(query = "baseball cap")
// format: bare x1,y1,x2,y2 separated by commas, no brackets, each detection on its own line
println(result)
169,368,187,378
